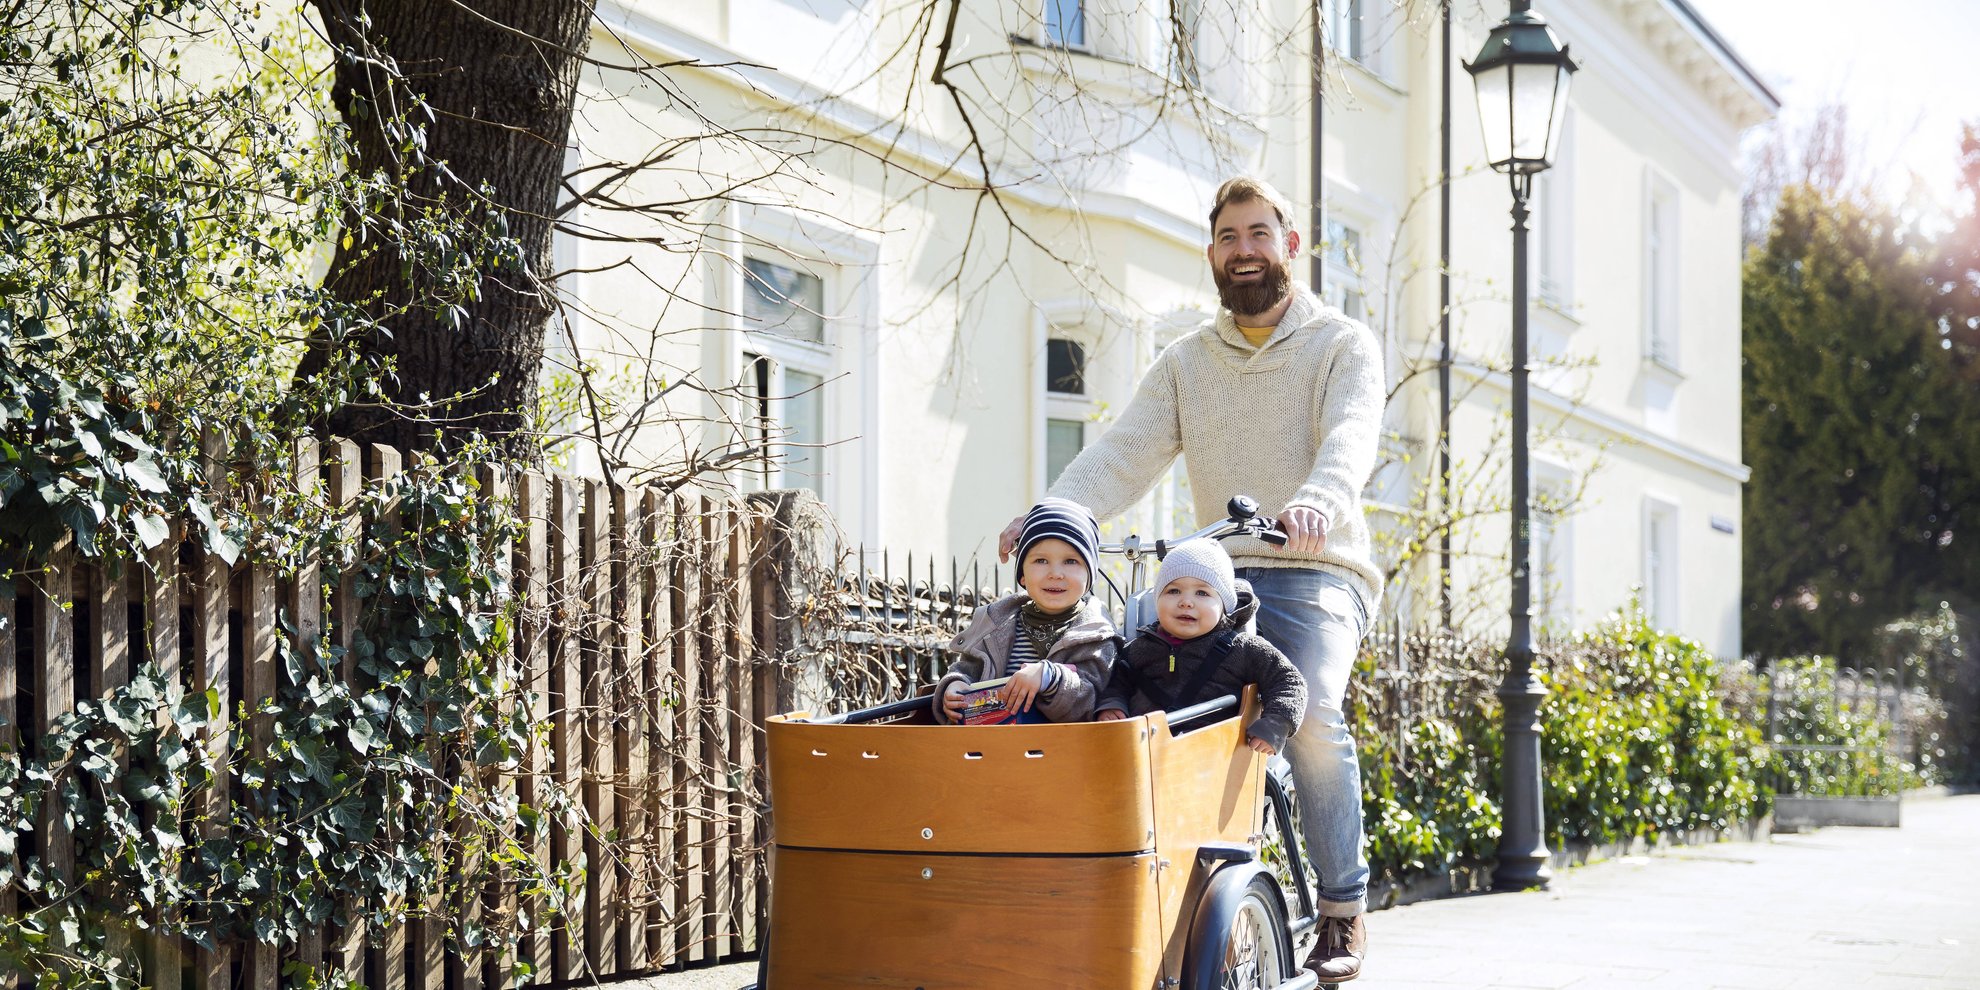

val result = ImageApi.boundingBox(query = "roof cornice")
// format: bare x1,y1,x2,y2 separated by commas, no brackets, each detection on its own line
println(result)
1663,0,1784,113
1597,0,1780,130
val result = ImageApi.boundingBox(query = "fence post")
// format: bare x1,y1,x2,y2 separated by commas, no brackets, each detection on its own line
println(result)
34,549,77,904
548,477,582,982
191,429,233,990
514,470,552,981
581,479,618,977
670,492,706,964
728,502,758,957
742,491,831,726
613,483,648,974
324,438,368,979
0,572,15,926
288,437,327,979
642,487,675,970
366,443,408,990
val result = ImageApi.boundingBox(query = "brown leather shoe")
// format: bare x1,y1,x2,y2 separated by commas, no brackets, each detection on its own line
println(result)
1303,913,1366,983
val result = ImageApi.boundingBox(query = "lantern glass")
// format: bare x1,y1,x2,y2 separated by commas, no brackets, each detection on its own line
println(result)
1542,62,1573,164
1473,61,1513,169
1508,62,1559,167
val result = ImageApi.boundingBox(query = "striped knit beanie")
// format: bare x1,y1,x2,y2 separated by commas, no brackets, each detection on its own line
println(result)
1015,497,1101,578
1157,538,1238,613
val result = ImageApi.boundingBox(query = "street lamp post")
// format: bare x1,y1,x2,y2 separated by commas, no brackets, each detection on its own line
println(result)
1464,0,1576,892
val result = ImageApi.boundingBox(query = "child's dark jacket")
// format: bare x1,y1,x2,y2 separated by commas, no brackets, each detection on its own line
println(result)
1095,583,1307,750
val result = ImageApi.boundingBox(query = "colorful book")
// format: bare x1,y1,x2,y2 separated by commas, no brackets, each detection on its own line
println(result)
959,677,1014,725
958,676,1048,725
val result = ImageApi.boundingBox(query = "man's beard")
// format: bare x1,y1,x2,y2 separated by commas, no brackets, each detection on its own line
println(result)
1213,255,1293,318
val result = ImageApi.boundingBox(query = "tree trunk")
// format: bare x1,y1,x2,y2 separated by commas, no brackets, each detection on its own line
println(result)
298,0,594,455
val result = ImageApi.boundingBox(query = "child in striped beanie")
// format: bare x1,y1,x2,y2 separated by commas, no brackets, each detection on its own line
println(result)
932,498,1119,724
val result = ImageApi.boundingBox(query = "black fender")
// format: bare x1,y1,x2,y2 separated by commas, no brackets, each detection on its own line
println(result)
1180,860,1291,990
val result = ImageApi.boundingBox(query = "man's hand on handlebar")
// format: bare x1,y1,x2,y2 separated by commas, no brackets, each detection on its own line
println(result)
997,513,1026,563
1246,735,1278,755
1275,506,1328,555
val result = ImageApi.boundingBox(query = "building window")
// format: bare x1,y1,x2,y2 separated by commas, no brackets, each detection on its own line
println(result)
743,256,824,342
741,253,832,497
1321,219,1367,322
1536,110,1575,309
1046,419,1084,487
1644,176,1680,370
1046,337,1086,395
1643,498,1679,629
1045,0,1085,47
1171,0,1202,85
744,353,827,497
1323,0,1365,63
1532,489,1572,634
1043,333,1092,490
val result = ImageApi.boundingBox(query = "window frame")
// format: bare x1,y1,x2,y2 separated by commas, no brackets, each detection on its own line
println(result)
1041,329,1095,491
724,204,882,544
1043,0,1088,50
1642,494,1681,630
1535,108,1576,311
738,252,836,497
1320,217,1368,324
1322,0,1367,65
740,347,831,498
1531,462,1575,635
1643,170,1682,373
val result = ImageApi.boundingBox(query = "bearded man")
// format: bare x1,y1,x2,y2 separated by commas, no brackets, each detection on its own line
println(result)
1000,176,1386,982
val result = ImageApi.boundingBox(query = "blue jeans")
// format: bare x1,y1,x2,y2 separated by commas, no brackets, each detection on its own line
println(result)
1237,566,1370,917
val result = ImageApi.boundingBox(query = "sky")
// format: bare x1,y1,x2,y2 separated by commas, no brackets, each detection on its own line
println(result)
1684,0,1980,214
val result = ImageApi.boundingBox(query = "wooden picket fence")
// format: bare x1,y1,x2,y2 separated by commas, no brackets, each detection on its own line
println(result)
0,437,780,987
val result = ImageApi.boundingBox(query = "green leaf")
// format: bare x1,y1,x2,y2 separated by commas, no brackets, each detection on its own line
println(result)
124,456,170,493
133,512,170,548
348,717,385,756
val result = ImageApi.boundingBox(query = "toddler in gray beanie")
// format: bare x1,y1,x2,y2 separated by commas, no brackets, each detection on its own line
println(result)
1096,537,1306,755
1155,537,1238,614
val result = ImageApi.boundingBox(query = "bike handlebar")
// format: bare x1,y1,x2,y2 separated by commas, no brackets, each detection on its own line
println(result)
1096,497,1288,559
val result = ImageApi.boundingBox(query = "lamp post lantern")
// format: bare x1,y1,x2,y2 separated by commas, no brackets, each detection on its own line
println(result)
1465,0,1576,892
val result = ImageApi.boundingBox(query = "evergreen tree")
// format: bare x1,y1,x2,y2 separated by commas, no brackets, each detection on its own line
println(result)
1742,184,1980,660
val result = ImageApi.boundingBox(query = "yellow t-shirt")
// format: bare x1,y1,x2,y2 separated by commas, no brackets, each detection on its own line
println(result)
1237,324,1275,348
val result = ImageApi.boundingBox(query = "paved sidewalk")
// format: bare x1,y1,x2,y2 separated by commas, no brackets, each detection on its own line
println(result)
625,793,1980,990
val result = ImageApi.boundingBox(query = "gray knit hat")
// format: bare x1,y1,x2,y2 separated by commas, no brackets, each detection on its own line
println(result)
1015,497,1101,580
1157,539,1238,613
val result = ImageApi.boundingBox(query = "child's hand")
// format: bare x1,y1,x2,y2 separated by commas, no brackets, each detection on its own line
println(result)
1095,709,1128,721
1000,663,1049,712
941,682,968,720
1246,735,1277,755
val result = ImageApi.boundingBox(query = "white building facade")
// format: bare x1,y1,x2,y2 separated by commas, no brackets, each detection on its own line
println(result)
560,0,1774,659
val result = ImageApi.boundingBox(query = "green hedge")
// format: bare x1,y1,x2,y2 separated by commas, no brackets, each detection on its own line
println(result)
1353,608,1768,890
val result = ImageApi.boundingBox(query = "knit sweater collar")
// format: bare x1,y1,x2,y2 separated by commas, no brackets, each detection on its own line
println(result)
1213,280,1327,360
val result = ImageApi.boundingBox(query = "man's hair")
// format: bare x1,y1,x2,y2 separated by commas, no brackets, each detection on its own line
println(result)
1208,176,1295,232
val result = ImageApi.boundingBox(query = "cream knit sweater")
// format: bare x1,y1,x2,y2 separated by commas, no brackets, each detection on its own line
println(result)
1049,282,1386,608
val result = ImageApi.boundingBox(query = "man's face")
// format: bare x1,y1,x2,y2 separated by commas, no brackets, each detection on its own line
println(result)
1207,197,1300,318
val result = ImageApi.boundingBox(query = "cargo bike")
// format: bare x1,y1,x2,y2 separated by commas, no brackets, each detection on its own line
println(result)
749,499,1330,989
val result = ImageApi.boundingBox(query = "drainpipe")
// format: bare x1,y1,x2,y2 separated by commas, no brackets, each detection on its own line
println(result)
1310,1,1325,294
1439,1,1453,630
